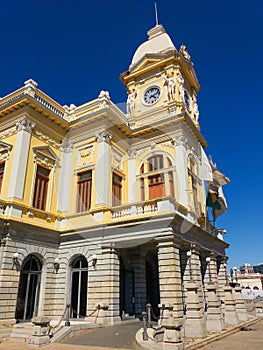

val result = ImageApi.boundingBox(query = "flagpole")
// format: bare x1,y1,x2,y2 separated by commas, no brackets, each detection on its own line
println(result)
212,208,216,227
154,2,159,26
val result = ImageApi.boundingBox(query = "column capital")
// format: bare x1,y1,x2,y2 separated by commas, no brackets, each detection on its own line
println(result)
61,140,73,153
127,148,136,159
96,131,112,144
16,118,35,133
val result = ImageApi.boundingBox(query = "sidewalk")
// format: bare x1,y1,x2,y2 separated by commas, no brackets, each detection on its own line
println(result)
0,318,263,350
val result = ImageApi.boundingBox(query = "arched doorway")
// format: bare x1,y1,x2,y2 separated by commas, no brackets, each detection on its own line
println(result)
15,255,42,321
70,255,88,318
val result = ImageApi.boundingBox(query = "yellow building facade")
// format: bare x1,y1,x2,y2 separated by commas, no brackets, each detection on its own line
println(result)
0,24,240,345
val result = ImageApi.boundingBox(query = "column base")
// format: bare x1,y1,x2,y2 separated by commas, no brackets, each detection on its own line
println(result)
184,318,207,338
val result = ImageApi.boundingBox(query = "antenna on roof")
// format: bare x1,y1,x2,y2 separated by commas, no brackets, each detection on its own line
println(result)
155,2,159,26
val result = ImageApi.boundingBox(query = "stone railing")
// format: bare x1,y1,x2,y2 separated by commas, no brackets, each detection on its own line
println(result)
111,197,179,220
0,80,66,119
34,93,65,118
0,88,26,109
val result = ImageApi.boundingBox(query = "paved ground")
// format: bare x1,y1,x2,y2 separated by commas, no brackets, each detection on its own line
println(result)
61,320,141,349
0,318,263,350
198,318,263,350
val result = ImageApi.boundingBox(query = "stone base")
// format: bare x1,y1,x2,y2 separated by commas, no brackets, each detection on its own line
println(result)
184,318,207,338
236,310,249,322
225,311,239,325
206,315,224,332
28,335,50,345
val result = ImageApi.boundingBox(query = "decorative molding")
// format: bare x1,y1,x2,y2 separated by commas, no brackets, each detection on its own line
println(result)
23,79,38,98
98,90,110,109
112,147,124,171
16,118,35,133
0,141,13,162
77,144,94,167
0,126,17,140
34,130,61,149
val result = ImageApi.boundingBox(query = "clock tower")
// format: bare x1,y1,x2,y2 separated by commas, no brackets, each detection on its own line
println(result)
120,24,201,132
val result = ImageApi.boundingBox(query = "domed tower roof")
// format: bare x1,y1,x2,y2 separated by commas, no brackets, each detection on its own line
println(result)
130,24,176,68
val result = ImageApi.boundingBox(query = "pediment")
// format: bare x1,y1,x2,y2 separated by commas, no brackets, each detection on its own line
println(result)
33,146,60,167
0,141,12,161
129,53,170,73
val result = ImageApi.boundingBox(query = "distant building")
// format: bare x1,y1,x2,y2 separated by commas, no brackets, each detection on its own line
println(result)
236,263,263,290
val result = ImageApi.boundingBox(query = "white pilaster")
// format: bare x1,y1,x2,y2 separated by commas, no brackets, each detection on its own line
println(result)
57,141,73,212
7,118,35,200
128,149,136,203
173,136,189,207
95,131,111,206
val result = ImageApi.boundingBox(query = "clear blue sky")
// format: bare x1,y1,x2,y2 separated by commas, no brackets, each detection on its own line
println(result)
0,0,262,269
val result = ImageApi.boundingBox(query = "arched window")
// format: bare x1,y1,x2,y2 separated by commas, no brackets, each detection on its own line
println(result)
139,154,175,201
15,255,42,321
188,156,200,215
70,255,88,319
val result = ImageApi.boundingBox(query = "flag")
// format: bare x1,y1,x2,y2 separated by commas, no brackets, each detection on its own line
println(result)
206,185,221,210
210,162,230,186
212,186,227,220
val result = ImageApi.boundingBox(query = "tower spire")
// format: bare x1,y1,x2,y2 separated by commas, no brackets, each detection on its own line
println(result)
154,2,159,26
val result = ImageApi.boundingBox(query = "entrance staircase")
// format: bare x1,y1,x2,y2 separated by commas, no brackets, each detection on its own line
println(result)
9,323,34,342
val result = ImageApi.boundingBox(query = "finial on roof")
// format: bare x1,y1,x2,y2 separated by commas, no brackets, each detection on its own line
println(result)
155,2,159,26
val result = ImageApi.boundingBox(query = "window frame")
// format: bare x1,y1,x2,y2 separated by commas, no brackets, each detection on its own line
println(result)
76,170,92,213
112,172,122,207
33,165,50,211
0,162,5,194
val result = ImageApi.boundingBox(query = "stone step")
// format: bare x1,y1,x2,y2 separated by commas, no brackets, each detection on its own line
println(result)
10,326,33,341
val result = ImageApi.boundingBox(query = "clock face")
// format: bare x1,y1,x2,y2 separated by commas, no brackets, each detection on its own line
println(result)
143,86,161,105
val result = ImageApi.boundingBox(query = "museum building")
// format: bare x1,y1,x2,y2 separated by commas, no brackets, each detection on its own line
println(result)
0,24,240,341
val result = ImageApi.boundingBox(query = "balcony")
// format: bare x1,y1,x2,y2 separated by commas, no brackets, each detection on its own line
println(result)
111,197,187,220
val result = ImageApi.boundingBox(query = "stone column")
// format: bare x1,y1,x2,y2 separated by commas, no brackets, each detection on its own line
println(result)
95,131,112,207
233,285,248,322
224,284,239,326
184,246,207,338
217,256,228,303
88,245,120,324
205,256,223,332
157,235,184,350
7,118,35,209
173,136,189,208
57,141,73,213
128,149,137,203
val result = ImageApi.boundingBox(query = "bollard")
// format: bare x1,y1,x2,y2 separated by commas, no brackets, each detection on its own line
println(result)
146,303,152,327
142,312,148,341
65,303,71,326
